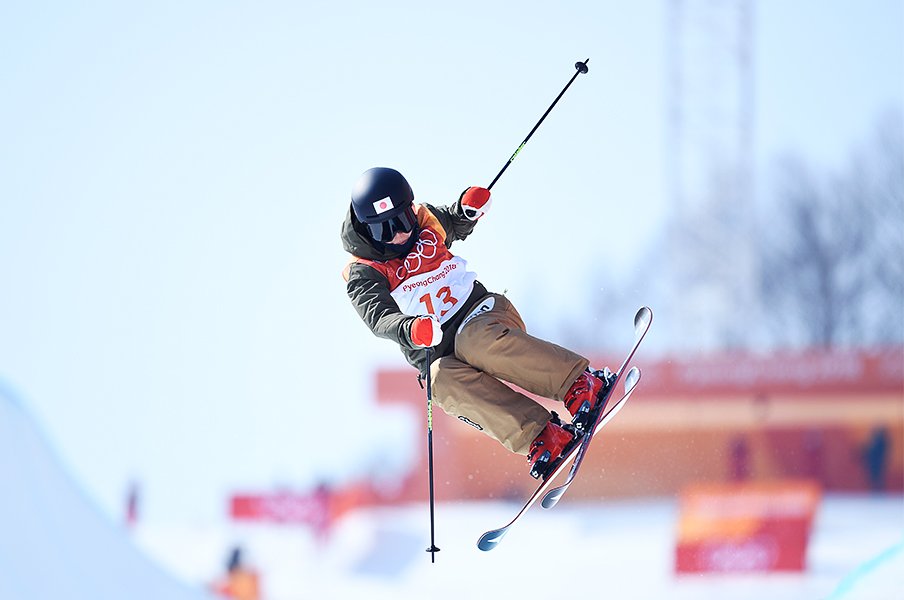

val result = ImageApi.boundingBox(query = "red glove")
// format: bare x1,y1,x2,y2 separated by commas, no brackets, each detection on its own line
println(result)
460,186,492,221
410,315,443,348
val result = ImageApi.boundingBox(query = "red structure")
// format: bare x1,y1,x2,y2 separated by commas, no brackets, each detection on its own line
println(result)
373,347,904,502
228,348,903,525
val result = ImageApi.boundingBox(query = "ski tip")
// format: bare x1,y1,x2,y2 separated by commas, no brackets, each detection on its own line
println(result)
541,487,565,509
634,306,653,330
477,527,508,551
625,366,641,390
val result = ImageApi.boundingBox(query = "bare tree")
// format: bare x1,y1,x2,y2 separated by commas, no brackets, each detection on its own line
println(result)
759,110,903,348
852,109,904,342
554,110,902,353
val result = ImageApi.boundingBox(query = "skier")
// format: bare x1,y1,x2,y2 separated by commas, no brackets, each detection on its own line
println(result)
340,167,614,479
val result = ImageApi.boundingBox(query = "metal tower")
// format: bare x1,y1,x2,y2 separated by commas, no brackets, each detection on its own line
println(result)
665,0,757,350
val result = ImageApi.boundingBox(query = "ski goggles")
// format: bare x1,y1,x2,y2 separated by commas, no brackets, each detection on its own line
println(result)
368,205,417,243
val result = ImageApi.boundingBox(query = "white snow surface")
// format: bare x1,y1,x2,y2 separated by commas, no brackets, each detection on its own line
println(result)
137,496,903,600
0,383,213,600
2,380,901,599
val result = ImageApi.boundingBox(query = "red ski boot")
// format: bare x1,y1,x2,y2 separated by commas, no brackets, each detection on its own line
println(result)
527,413,580,480
563,367,615,431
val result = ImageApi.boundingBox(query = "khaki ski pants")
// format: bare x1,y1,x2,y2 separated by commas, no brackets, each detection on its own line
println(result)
430,294,589,455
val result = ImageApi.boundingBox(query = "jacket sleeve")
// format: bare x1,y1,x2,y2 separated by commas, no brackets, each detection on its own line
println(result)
345,262,418,349
422,199,478,246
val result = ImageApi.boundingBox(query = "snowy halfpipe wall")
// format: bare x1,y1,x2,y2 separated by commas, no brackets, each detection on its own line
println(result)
0,379,212,600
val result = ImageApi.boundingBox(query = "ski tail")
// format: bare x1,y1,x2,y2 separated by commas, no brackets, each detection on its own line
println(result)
477,527,509,551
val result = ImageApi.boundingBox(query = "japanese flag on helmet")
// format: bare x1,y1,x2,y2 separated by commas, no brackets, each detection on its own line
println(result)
372,197,394,215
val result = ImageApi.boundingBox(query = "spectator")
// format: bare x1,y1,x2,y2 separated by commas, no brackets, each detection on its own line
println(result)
210,546,260,600
863,426,890,493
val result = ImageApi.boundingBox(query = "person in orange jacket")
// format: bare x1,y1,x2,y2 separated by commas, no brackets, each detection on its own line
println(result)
211,546,260,600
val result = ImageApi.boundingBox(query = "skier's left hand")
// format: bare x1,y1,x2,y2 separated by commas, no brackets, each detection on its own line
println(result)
460,186,491,221
410,315,443,348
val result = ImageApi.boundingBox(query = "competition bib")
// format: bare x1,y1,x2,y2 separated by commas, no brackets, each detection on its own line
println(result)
390,255,476,324
346,207,479,324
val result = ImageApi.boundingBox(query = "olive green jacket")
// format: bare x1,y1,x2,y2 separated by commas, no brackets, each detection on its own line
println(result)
340,199,489,375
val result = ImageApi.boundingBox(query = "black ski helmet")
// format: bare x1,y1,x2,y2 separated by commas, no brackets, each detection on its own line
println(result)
351,167,418,243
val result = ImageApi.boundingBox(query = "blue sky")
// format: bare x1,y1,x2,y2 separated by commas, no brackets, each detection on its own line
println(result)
1,1,901,523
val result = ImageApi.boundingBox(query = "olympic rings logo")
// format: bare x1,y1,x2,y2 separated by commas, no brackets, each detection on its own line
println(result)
396,228,439,278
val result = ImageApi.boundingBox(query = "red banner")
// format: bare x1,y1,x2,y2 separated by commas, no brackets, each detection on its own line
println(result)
230,491,327,525
675,480,821,573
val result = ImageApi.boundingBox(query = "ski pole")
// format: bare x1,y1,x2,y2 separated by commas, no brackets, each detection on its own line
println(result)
486,58,590,191
424,347,440,562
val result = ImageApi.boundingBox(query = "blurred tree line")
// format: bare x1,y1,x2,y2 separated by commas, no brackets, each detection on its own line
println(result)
759,110,903,348
562,109,903,355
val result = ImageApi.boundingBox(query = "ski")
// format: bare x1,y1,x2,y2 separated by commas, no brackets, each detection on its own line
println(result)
541,306,652,508
476,306,652,551
476,368,642,551
541,367,640,509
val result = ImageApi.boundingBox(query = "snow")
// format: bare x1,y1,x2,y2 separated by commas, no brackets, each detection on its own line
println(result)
0,382,213,600
137,495,903,600
3,378,901,599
